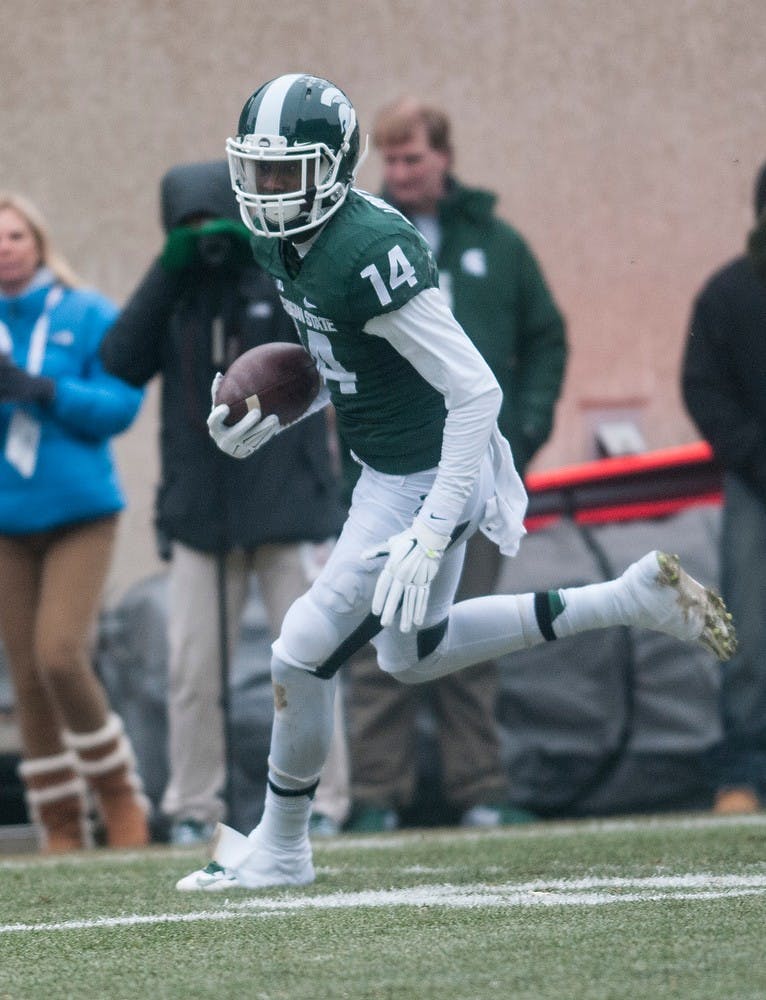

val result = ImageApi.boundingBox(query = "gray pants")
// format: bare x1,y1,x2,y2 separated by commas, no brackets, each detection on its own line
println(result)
715,473,766,792
347,530,508,813
161,541,349,825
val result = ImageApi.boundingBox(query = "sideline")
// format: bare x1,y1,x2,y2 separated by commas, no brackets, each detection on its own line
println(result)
2,811,765,870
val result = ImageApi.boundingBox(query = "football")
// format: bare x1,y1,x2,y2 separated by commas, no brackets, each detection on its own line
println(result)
215,342,320,427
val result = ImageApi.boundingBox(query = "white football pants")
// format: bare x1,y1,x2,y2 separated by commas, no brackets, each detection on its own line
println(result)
267,457,520,793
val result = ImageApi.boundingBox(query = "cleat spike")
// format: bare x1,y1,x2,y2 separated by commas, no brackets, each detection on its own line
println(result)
622,551,737,662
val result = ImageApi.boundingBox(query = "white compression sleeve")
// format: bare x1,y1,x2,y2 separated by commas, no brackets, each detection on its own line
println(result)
391,593,544,684
363,288,502,531
268,657,336,790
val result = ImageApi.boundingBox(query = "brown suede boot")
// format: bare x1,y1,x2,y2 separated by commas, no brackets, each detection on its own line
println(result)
18,751,91,853
713,787,761,815
64,713,150,849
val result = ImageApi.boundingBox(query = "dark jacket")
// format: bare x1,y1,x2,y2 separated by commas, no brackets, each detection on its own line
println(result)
682,162,766,503
385,177,567,474
100,161,343,553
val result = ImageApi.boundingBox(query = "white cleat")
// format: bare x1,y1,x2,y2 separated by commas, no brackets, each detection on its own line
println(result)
176,822,252,892
175,821,315,892
176,860,243,892
620,550,737,661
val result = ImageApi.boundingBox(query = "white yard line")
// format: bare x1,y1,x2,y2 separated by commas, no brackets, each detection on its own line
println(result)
1,872,765,935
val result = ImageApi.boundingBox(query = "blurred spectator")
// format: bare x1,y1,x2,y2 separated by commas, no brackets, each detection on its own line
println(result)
682,160,766,815
100,161,345,844
0,192,147,851
342,98,567,832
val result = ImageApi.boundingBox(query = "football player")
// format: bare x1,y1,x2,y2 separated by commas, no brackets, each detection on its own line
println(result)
177,74,736,891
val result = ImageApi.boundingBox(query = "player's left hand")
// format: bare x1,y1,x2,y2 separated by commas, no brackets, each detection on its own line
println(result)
363,517,451,632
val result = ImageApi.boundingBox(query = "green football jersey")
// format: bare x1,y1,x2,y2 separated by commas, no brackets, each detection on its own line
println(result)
249,189,446,474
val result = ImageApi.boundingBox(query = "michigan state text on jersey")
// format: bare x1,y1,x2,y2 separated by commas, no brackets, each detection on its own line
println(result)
250,188,452,475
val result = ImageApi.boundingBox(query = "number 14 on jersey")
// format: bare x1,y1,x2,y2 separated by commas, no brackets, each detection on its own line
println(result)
360,245,418,306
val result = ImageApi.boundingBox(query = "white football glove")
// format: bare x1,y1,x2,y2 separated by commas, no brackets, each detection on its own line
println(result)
363,517,451,633
207,372,280,459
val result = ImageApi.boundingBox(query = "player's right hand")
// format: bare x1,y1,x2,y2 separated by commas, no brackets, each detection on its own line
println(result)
207,372,280,459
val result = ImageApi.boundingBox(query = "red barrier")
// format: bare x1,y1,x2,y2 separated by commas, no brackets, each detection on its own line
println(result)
524,441,722,530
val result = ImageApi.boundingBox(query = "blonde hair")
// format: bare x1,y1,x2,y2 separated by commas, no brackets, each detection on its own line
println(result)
0,192,83,289
372,97,453,162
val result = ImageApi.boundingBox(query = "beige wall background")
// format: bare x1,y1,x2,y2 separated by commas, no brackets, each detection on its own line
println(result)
2,0,765,602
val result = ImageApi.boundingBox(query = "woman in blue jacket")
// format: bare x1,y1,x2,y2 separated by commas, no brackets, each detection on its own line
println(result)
0,192,148,851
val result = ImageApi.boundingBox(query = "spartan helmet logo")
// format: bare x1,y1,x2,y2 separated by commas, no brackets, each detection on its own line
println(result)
321,87,354,136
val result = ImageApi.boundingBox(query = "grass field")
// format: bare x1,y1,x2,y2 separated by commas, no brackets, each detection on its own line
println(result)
1,813,765,1000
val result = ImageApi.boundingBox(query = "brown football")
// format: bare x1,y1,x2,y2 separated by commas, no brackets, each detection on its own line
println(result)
215,342,320,427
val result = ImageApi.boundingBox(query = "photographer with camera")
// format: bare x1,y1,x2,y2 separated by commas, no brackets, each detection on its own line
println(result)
100,161,344,844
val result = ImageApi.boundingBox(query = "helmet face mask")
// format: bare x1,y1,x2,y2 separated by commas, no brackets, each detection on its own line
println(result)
227,74,366,239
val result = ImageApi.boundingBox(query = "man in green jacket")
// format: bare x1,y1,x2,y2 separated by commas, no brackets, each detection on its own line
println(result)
338,96,567,831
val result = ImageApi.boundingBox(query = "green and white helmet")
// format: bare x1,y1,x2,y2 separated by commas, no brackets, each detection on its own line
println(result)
227,74,367,239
